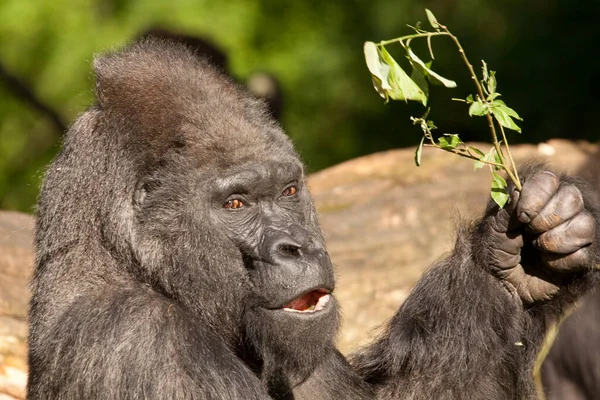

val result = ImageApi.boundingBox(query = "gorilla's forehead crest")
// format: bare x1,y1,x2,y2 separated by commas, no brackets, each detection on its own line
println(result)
93,38,294,165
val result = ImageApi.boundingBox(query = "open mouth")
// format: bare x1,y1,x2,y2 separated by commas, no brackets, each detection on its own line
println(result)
282,289,331,313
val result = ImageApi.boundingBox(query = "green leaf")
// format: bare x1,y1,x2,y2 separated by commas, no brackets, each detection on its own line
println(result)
491,100,522,120
474,147,500,171
469,100,488,116
471,146,486,170
466,94,474,103
481,60,489,82
425,9,441,30
410,63,429,99
487,92,501,100
494,146,505,165
492,107,522,133
439,134,461,150
487,70,497,94
364,42,427,105
406,48,457,88
415,135,425,166
494,151,502,165
379,46,427,105
363,41,392,100
491,172,509,208
469,146,485,157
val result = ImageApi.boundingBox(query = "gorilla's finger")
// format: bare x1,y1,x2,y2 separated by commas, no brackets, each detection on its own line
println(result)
488,231,524,269
489,248,522,270
516,273,560,304
488,190,521,233
495,264,559,304
527,184,584,234
493,230,524,254
534,213,595,254
517,171,560,224
541,247,592,272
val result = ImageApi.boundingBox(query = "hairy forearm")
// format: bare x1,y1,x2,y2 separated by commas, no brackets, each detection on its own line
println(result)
350,225,596,400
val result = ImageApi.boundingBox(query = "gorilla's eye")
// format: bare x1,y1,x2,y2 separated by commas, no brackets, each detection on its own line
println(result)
224,199,244,209
281,186,297,197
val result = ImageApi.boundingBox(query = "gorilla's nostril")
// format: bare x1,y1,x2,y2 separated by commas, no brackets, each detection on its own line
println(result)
278,244,302,257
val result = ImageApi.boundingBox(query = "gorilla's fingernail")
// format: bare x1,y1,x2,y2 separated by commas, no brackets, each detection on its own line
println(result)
519,212,531,223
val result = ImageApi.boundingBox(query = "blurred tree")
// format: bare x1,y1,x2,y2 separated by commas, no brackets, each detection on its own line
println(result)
0,0,599,212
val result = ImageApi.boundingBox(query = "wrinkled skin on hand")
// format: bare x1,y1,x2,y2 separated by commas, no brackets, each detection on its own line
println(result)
480,167,598,304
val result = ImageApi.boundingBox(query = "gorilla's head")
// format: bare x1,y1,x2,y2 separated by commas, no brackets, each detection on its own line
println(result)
54,39,340,386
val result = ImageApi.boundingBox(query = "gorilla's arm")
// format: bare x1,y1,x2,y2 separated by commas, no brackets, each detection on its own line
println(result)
346,166,600,400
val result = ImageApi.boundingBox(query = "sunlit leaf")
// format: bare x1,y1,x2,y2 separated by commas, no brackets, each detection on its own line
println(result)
471,146,485,170
469,100,487,116
470,146,485,157
439,134,461,150
415,135,425,166
411,64,429,99
406,48,457,88
481,60,489,82
379,46,427,105
483,148,497,164
487,70,497,94
425,9,441,30
493,107,522,133
363,41,392,100
491,100,522,120
466,94,474,103
494,146,504,165
491,172,509,207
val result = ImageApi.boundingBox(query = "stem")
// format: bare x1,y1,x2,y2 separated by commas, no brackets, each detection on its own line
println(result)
497,124,522,190
377,31,449,47
424,144,504,167
439,24,522,190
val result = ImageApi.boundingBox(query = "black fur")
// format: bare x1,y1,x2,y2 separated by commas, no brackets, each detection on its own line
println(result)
541,289,600,400
28,40,600,400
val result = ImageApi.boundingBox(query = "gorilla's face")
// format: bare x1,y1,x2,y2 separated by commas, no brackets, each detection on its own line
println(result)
207,156,340,383
210,159,335,314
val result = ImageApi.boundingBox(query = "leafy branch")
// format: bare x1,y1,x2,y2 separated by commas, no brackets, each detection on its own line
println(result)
363,9,523,207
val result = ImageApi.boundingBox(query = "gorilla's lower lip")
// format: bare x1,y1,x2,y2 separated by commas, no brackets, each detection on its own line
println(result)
282,289,331,313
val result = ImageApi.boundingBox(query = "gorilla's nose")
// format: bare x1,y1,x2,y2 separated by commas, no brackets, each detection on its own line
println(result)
271,236,303,260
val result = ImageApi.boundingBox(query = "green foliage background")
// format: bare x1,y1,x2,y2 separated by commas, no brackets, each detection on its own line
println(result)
1,0,599,212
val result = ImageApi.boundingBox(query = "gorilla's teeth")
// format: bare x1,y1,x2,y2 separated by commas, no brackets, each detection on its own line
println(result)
282,293,331,313
314,294,331,311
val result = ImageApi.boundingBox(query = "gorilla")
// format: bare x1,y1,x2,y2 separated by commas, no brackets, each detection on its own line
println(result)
27,39,600,400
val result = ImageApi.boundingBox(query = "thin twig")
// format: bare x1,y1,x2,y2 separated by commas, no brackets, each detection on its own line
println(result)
377,31,448,47
497,123,522,189
424,144,504,167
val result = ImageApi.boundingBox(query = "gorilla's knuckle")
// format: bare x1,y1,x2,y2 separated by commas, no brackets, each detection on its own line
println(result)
517,171,560,223
557,184,584,213
570,212,596,241
528,185,584,234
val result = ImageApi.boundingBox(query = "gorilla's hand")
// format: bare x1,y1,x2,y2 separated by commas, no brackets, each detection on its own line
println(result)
480,167,598,303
